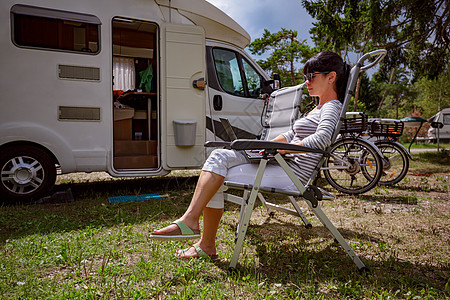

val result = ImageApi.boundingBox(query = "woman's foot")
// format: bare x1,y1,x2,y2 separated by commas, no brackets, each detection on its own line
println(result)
176,242,218,260
150,219,200,240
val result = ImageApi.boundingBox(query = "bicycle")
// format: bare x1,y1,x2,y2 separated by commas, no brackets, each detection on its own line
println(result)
365,118,411,185
321,112,383,195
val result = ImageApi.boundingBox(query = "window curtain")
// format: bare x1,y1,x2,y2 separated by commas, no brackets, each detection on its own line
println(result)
113,56,135,91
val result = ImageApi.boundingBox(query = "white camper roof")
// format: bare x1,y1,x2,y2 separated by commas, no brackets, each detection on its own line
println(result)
156,0,251,48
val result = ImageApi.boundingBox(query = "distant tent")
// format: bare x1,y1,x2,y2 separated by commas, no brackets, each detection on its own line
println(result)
400,116,429,152
400,116,428,127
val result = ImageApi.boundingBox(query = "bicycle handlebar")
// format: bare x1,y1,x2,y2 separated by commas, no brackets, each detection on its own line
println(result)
358,49,387,71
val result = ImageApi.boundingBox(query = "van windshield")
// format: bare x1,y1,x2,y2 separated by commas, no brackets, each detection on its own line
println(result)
443,114,450,125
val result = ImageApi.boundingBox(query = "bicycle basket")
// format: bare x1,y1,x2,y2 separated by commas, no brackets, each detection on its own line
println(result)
340,112,368,134
369,119,404,137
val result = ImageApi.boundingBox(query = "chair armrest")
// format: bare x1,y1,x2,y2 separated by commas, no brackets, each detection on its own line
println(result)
230,139,326,154
204,141,232,148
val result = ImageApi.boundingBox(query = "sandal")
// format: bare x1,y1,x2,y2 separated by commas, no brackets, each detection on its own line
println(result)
149,219,200,241
177,243,219,261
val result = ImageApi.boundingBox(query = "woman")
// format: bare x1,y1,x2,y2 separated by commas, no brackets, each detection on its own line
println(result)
150,51,350,260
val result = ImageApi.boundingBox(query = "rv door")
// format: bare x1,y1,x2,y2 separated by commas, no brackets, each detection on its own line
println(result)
161,24,206,169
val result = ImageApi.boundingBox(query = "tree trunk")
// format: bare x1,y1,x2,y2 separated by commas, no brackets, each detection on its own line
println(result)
377,67,396,117
396,94,399,119
291,59,296,85
353,77,362,111
290,36,296,85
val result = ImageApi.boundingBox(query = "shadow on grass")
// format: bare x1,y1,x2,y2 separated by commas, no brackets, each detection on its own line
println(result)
217,217,448,296
0,176,200,242
414,150,450,165
357,194,419,205
63,175,200,198
383,184,447,193
1,176,447,297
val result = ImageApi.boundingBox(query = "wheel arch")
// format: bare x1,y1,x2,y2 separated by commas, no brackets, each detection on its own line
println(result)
0,122,77,173
0,141,59,167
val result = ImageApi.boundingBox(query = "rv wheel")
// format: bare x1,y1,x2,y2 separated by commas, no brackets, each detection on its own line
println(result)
0,145,57,202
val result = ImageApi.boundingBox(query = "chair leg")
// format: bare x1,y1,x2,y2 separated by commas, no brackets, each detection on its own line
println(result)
288,196,312,228
273,153,365,269
308,203,366,270
257,192,274,215
229,159,268,268
235,190,250,239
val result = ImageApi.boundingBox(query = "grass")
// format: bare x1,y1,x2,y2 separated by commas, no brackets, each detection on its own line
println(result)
403,142,450,149
0,154,449,299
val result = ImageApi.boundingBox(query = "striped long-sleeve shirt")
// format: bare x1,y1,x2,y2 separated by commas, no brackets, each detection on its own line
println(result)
282,99,342,184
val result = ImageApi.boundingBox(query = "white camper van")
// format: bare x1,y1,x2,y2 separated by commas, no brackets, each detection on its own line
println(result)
428,108,450,143
0,0,275,201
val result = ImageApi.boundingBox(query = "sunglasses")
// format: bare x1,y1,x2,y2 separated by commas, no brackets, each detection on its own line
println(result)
303,71,331,82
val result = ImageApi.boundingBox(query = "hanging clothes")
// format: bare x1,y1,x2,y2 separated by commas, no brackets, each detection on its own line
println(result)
139,65,153,92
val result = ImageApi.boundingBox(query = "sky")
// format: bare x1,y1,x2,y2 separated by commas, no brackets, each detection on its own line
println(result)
205,0,316,58
205,0,377,76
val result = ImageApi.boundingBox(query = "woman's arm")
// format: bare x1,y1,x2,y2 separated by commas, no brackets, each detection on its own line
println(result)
271,134,303,155
271,134,287,143
302,101,342,150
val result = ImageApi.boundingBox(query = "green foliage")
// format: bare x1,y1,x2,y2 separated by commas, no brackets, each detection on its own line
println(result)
376,68,418,118
374,66,450,120
354,73,380,116
248,28,313,86
412,69,450,118
301,0,450,80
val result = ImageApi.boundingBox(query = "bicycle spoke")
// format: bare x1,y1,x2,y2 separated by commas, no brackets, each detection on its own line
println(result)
323,138,382,194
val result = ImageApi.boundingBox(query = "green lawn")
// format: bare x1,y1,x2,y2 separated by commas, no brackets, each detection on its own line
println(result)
0,152,449,299
405,142,450,149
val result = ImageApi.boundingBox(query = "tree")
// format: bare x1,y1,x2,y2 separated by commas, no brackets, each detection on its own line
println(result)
412,68,450,118
372,67,417,118
301,0,449,80
248,28,313,86
353,73,382,116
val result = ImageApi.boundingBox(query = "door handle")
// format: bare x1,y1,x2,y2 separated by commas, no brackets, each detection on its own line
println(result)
193,77,206,90
213,95,222,111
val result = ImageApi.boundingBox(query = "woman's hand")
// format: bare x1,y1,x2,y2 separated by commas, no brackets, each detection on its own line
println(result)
270,135,303,155
277,141,304,155
277,149,289,155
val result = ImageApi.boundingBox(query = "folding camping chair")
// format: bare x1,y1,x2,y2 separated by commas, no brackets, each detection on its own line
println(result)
206,49,387,271
214,83,328,229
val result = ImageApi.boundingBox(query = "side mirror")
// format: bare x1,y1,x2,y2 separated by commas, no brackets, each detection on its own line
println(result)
430,121,444,129
262,73,281,94
272,73,281,90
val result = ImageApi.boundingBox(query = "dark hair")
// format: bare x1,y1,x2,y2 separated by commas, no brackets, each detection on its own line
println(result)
303,51,350,103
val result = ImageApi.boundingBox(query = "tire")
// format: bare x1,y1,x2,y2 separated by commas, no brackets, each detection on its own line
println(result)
375,141,409,186
323,138,382,195
0,145,57,202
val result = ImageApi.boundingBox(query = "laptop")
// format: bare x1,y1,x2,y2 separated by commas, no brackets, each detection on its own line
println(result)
219,118,271,160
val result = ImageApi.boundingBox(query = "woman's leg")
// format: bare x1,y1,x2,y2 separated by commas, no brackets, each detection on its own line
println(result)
177,170,224,229
153,149,249,257
152,170,224,234
153,149,248,235
176,206,223,258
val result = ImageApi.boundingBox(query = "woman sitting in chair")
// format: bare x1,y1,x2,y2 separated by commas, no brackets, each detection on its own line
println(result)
151,51,350,260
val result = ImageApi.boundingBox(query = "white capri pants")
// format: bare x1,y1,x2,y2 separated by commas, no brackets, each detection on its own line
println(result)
202,149,300,209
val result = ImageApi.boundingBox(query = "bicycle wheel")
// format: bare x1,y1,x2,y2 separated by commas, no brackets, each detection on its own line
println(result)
323,138,382,194
375,141,409,185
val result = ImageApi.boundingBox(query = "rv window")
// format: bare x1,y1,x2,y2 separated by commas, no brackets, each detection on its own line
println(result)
12,5,100,54
213,49,244,96
212,48,263,98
